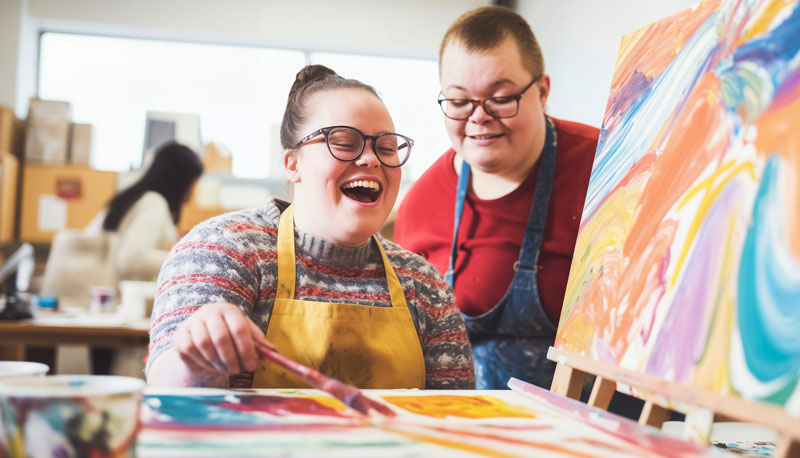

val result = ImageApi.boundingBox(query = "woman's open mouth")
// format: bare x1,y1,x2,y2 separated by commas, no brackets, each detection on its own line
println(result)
341,179,382,203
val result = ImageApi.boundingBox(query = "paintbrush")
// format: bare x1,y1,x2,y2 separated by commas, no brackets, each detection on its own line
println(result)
255,344,396,418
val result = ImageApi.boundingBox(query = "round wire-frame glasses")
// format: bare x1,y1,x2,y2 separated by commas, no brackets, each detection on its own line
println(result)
437,76,541,120
293,125,413,167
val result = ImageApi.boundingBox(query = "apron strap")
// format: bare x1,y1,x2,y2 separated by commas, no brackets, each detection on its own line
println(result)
374,237,409,310
276,203,408,310
276,204,297,300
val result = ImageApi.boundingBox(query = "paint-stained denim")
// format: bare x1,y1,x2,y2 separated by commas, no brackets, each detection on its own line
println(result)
452,117,559,390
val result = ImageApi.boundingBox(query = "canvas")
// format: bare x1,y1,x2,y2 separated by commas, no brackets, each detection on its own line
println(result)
136,384,730,457
555,0,800,415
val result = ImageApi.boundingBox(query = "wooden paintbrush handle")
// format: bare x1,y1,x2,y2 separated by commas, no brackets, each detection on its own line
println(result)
256,345,311,379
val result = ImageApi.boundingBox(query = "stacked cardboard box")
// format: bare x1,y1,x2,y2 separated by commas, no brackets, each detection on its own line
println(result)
25,98,71,164
0,105,18,154
203,141,232,172
0,105,22,242
69,123,92,165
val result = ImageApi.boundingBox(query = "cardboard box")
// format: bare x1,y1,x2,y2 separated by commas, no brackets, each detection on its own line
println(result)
0,152,20,242
0,105,17,154
25,98,72,164
203,142,232,172
19,163,116,243
25,120,70,164
69,123,92,165
28,98,70,123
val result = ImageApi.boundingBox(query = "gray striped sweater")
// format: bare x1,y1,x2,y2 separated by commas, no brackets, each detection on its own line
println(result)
147,199,475,389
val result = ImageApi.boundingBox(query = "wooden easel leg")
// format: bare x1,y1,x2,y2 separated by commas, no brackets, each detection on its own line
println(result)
638,400,670,427
774,437,800,458
550,363,586,400
587,376,615,410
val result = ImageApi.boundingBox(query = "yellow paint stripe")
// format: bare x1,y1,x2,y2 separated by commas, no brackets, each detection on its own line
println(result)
670,161,756,288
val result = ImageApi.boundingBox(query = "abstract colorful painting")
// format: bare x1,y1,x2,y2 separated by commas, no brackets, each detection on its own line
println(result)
136,385,730,457
555,0,800,415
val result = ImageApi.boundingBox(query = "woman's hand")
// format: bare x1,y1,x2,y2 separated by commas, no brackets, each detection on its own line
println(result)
173,303,277,377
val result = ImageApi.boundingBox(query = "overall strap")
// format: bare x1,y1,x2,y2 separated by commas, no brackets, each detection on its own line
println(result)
445,160,471,287
516,117,557,272
447,117,558,286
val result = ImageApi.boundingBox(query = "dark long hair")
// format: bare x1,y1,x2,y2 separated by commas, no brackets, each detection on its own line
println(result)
103,141,204,231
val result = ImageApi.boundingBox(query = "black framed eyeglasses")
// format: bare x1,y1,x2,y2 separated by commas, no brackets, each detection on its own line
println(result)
437,76,541,120
293,125,414,168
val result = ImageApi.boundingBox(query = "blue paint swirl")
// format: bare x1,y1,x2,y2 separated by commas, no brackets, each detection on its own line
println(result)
737,155,800,402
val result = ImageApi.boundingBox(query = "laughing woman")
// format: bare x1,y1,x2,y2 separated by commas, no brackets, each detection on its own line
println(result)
146,65,475,389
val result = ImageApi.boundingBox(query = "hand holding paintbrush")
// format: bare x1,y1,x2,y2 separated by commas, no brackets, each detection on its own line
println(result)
255,345,396,418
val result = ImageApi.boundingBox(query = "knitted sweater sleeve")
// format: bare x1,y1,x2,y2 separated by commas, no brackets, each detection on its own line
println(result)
146,213,263,378
387,243,475,389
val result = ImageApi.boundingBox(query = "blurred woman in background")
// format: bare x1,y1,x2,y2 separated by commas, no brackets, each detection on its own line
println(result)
42,141,203,374
92,141,204,281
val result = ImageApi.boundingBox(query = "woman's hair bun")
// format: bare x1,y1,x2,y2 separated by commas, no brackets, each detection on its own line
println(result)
294,65,338,86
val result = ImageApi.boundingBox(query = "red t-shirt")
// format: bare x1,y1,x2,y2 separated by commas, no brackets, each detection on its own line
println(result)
395,117,599,325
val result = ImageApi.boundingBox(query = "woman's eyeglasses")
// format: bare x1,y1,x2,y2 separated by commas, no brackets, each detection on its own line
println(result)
437,76,541,120
293,125,414,168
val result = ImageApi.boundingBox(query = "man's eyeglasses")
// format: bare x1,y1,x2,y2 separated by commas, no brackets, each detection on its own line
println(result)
437,76,541,120
293,125,413,168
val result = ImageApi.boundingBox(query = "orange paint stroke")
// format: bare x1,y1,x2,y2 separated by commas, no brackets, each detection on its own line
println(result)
625,72,728,267
306,395,349,411
610,0,720,99
387,426,601,458
558,154,654,355
605,72,731,357
752,85,800,259
381,395,538,419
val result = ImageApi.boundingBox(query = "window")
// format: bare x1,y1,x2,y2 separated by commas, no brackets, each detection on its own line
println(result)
38,33,450,182
38,33,305,178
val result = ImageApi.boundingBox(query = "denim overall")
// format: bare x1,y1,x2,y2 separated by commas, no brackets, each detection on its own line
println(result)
446,117,558,390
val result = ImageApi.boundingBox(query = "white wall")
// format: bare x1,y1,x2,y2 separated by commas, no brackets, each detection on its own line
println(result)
519,0,700,128
26,0,486,57
0,0,23,109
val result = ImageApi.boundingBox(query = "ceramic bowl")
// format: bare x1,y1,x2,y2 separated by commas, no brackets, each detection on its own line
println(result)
0,375,145,457
0,361,49,379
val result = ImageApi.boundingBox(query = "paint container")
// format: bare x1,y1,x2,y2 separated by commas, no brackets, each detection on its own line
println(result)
0,362,49,454
89,285,115,313
0,361,49,379
0,375,144,457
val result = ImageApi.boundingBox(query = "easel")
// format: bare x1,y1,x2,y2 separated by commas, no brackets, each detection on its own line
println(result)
548,346,800,457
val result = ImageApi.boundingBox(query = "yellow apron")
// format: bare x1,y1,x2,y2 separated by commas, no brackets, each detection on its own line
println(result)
252,204,425,389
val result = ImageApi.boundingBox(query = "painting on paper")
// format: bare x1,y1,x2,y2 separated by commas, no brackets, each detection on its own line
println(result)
135,387,726,457
555,0,800,415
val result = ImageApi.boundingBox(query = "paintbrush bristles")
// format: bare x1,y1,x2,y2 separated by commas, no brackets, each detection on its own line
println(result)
256,345,396,418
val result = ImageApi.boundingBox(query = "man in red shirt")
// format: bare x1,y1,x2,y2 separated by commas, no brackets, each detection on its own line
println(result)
395,6,599,389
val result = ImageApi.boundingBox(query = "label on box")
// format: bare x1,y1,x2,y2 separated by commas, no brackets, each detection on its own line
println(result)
38,194,67,231
56,177,82,199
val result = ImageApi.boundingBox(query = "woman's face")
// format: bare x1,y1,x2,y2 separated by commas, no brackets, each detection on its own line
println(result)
285,88,401,247
439,36,550,176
